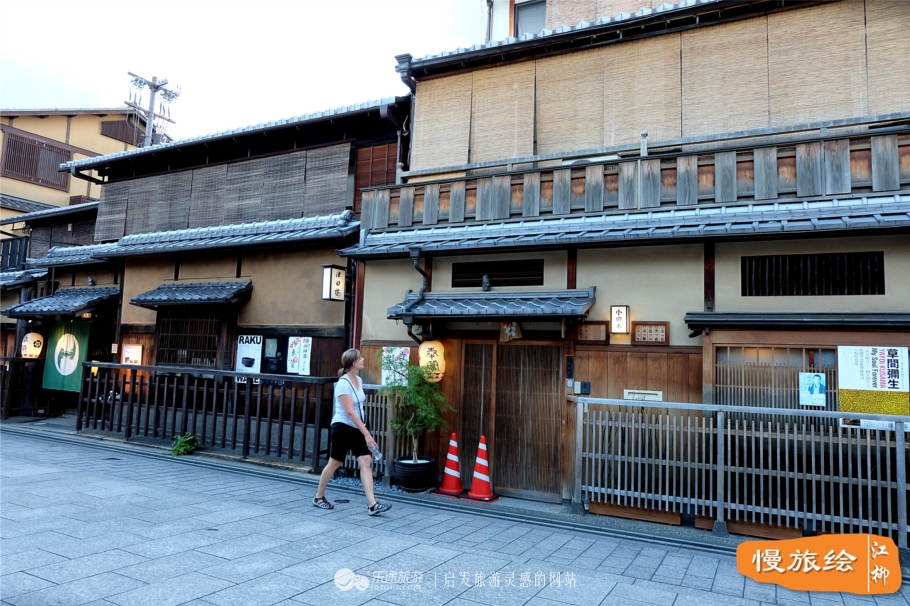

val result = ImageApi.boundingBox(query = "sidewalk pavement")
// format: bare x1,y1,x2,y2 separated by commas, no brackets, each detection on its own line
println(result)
2,429,908,606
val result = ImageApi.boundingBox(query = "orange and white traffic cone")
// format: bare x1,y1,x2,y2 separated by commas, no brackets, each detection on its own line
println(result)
431,433,464,498
460,435,499,503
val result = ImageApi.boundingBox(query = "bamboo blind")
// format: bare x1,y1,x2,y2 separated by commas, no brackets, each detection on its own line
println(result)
594,0,667,21
865,0,910,115
410,74,473,172
408,172,466,184
94,181,129,242
536,47,606,155
260,150,307,221
304,143,349,217
155,171,192,232
187,165,226,228
682,17,770,137
767,0,868,126
223,157,266,225
470,62,536,163
546,0,595,29
124,175,160,236
604,34,682,146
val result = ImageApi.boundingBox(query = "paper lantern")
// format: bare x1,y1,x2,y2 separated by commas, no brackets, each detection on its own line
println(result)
21,332,44,359
418,340,446,382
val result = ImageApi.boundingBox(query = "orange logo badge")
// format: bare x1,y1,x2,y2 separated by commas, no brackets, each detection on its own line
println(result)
736,534,901,595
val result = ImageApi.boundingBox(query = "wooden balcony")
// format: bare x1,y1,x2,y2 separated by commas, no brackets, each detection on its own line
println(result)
361,129,910,232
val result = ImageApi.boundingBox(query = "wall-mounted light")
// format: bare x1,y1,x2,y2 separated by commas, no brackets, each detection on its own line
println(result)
419,340,445,383
322,265,346,301
610,305,630,334
21,332,44,358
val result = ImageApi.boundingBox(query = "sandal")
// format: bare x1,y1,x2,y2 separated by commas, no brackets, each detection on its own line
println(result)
368,502,391,516
313,496,334,510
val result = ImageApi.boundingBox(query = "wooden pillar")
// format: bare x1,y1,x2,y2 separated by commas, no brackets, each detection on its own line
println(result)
351,261,366,350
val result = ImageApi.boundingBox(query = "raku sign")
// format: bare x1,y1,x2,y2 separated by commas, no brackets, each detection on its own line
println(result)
235,335,263,374
42,322,90,392
838,346,909,428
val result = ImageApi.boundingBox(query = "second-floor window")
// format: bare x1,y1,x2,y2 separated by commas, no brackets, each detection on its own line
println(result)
515,0,546,37
2,132,72,191
741,252,886,296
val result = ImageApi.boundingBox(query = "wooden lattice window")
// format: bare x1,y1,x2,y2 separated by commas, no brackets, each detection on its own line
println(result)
156,311,220,367
741,252,885,296
100,120,142,146
451,259,545,288
354,143,397,217
2,132,72,191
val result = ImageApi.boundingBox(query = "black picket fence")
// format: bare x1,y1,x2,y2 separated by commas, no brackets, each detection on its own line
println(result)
76,362,338,469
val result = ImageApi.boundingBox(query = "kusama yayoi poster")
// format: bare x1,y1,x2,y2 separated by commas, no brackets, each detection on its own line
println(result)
837,346,909,424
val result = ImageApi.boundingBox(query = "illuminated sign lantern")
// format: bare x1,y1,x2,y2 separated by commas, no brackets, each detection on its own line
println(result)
21,332,44,359
610,305,630,334
418,340,446,383
322,265,347,301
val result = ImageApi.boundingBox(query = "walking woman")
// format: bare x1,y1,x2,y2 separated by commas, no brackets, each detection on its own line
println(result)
313,349,391,515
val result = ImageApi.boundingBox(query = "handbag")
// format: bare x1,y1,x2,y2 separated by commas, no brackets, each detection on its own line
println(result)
341,376,369,430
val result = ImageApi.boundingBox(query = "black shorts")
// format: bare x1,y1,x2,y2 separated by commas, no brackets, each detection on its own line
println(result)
329,422,369,462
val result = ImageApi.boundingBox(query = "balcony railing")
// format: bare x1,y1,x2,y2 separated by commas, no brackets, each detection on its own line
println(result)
362,128,910,232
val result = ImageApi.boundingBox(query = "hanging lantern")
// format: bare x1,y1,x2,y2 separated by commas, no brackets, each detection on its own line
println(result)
21,333,44,359
418,340,446,382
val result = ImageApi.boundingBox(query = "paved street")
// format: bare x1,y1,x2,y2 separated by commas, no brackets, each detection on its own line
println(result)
1,430,907,606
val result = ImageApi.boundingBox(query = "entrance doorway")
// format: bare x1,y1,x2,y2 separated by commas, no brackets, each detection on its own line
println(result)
459,342,563,502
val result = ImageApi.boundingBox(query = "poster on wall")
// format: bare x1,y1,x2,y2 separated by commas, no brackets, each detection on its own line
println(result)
838,346,909,429
798,372,827,407
235,335,262,374
381,347,410,386
287,337,313,376
42,321,90,392
121,344,143,365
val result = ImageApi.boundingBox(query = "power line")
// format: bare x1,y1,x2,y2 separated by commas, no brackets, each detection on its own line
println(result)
125,72,181,147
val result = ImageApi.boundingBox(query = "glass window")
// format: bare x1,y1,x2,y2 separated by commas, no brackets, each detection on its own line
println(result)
515,0,546,37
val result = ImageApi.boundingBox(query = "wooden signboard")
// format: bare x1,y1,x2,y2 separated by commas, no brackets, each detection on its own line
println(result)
576,321,609,344
631,321,670,346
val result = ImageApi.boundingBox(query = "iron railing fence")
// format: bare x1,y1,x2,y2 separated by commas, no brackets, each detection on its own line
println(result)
573,397,910,547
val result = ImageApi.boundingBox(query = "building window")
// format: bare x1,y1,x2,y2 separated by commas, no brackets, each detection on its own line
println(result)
100,120,143,146
741,252,885,296
515,0,546,37
354,143,397,218
1,132,72,191
452,259,544,288
156,311,220,367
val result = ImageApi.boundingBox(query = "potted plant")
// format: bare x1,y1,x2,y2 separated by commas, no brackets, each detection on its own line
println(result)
378,348,452,491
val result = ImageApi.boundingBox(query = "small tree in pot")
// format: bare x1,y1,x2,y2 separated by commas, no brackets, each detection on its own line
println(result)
378,348,452,490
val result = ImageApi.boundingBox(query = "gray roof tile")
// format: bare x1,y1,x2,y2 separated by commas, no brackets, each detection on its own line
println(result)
0,199,97,226
0,194,56,215
96,211,358,258
343,195,910,258
388,287,596,321
1,286,119,318
131,281,252,308
0,268,47,289
26,244,117,269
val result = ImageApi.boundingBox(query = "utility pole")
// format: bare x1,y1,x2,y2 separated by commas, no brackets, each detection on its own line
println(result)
125,72,180,147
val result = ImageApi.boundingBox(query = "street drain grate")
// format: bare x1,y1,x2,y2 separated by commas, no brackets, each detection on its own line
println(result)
102,458,121,461
335,499,350,504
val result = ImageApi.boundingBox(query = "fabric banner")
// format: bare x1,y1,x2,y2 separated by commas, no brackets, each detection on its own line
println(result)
42,321,90,392
838,346,910,422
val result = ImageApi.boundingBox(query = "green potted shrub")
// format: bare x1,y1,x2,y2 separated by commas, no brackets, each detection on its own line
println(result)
378,348,452,491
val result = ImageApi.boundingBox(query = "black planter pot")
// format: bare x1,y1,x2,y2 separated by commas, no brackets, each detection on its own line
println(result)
394,456,436,492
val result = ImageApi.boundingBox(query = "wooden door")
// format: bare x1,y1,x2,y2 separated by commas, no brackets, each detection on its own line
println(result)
459,343,493,487
493,344,563,502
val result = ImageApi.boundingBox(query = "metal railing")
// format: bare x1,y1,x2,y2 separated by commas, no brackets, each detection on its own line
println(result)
572,396,910,547
77,363,339,469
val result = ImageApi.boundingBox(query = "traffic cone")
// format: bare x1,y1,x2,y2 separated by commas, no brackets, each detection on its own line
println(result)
430,433,464,498
460,435,499,503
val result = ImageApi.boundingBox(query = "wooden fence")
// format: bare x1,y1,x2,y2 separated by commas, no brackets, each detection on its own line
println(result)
574,397,910,546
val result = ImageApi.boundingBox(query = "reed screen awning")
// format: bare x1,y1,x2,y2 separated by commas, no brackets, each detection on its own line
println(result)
2,286,119,319
388,287,596,323
130,281,253,310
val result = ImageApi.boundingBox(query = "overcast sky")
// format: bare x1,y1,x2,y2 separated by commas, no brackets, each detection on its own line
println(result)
0,0,484,140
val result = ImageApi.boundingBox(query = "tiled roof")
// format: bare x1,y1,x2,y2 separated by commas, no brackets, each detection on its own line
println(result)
0,268,47,289
1,286,119,319
0,194,55,215
342,195,910,258
26,244,117,269
95,211,359,258
411,0,720,65
0,107,134,116
61,97,405,172
0,200,98,226
388,287,596,321
131,281,252,309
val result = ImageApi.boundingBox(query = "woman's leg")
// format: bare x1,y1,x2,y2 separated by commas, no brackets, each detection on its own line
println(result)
315,458,344,498
357,454,376,507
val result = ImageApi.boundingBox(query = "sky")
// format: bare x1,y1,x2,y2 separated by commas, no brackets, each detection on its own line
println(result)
0,0,485,140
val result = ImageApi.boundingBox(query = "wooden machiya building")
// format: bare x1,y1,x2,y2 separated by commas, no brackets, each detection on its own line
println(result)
1,97,408,419
342,0,910,510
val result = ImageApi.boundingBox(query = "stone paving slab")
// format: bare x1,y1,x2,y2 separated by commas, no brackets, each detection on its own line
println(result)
3,430,910,606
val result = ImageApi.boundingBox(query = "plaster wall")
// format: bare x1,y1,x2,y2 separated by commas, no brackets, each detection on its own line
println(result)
179,253,236,280
716,236,910,313
361,259,424,342
121,255,173,325
432,251,568,292
1,290,19,324
577,244,704,347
